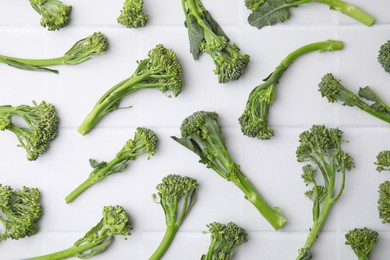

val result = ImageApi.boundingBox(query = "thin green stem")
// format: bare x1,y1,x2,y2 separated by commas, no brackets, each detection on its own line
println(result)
353,97,390,124
149,224,179,260
0,55,66,66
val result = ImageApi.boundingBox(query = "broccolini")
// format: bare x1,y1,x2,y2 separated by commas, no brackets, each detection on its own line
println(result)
345,227,379,260
378,40,390,74
378,181,390,224
29,0,72,31
172,111,286,230
118,0,149,28
375,150,390,173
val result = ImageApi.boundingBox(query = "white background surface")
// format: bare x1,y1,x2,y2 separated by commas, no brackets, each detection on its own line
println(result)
0,0,389,259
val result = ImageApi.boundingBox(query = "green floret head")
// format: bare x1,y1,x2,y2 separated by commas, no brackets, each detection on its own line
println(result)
134,127,158,156
117,0,149,28
245,0,264,10
204,222,248,259
0,185,42,241
102,205,132,237
0,114,12,131
378,181,390,223
375,150,390,172
201,35,228,52
318,73,356,106
141,44,183,97
238,83,276,140
212,44,250,83
31,0,72,31
296,125,354,171
378,40,390,74
64,32,109,65
345,227,379,259
180,111,219,138
156,174,199,200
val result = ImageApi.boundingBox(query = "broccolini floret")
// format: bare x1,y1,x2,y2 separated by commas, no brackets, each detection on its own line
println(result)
181,0,250,83
345,227,379,260
296,125,354,260
378,40,390,74
29,0,72,31
375,150,390,173
247,0,375,30
378,181,390,224
0,184,42,241
0,101,59,161
78,44,183,135
118,0,149,28
26,205,132,260
66,127,157,203
0,32,108,73
172,111,286,230
239,40,343,140
319,73,390,125
201,222,248,260
149,174,198,260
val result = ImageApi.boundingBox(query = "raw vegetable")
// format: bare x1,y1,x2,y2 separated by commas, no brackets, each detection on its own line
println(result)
118,0,149,28
345,227,379,260
29,0,72,30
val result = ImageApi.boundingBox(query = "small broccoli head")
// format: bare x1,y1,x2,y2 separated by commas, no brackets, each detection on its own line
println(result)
0,184,42,241
318,73,356,106
378,181,390,223
119,127,158,160
30,0,72,31
296,125,354,171
378,40,390,74
64,32,109,65
141,44,183,97
345,227,379,259
0,114,12,131
180,111,219,139
102,205,132,237
201,35,228,52
375,150,390,172
117,0,149,28
245,0,264,10
239,83,276,140
211,44,250,83
204,221,248,259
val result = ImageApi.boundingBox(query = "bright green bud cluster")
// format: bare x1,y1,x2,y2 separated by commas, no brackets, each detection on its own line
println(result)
30,0,72,31
345,227,379,259
102,205,132,237
156,174,199,200
180,111,219,138
378,40,390,74
375,150,390,172
201,35,228,52
0,114,12,131
117,0,149,28
245,0,264,10
64,32,109,64
318,73,354,105
378,181,390,223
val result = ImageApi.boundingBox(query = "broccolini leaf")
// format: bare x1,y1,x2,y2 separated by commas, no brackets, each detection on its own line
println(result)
248,0,291,29
171,136,204,158
89,159,107,169
187,14,205,60
203,10,229,40
358,86,390,115
77,237,113,259
1,58,59,73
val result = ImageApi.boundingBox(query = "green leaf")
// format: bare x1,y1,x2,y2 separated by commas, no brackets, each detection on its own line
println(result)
358,86,390,114
248,0,291,30
203,10,229,40
107,159,128,176
77,237,113,259
1,58,59,73
187,14,205,60
89,159,107,169
171,136,204,158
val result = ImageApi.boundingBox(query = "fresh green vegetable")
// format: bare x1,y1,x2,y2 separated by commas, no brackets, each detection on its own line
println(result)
65,127,157,203
0,184,42,241
378,40,390,74
375,150,390,173
296,125,354,259
118,0,149,28
26,205,131,260
150,174,198,260
0,32,108,73
319,73,390,124
78,44,183,135
29,0,72,31
201,222,248,260
378,181,390,224
0,101,59,161
245,0,263,10
181,0,250,83
345,227,379,260
239,40,343,140
247,0,375,29
172,111,286,230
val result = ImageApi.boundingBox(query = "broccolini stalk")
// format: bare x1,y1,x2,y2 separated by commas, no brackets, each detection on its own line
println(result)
150,174,198,260
345,227,379,260
118,0,149,28
0,101,59,161
296,125,354,260
29,0,72,31
172,111,286,230
247,0,375,29
239,40,343,140
378,40,390,74
378,181,390,223
201,222,248,260
375,150,390,173
319,73,390,124
0,32,108,73
25,206,132,260
181,0,250,83
78,44,183,135
0,184,42,241
66,127,157,203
